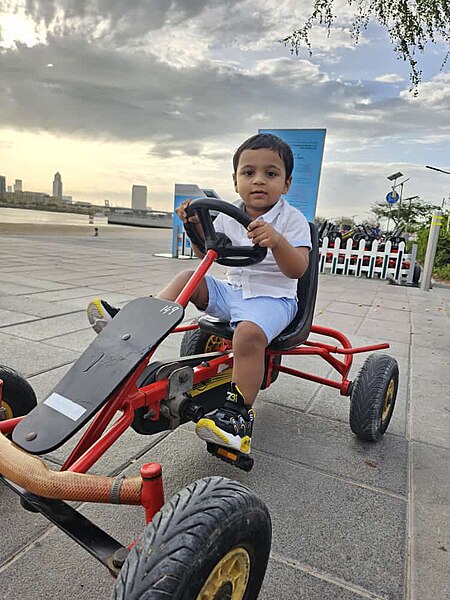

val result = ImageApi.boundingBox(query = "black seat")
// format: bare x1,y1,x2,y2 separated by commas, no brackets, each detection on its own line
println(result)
198,222,319,350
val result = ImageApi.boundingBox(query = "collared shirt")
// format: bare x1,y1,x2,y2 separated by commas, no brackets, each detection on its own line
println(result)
213,197,311,299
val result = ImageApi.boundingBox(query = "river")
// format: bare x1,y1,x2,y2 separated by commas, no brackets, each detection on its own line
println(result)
0,207,108,226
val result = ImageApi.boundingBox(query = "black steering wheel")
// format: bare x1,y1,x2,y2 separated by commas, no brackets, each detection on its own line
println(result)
184,198,267,267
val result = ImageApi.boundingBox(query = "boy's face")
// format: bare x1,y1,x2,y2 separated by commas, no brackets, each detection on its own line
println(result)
233,148,292,217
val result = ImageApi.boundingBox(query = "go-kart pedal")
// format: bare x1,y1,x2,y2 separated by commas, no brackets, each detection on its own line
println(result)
206,442,254,472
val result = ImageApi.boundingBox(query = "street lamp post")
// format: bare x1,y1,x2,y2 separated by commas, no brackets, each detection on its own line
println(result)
386,172,410,232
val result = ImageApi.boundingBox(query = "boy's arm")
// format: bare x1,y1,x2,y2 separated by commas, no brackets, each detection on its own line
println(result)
176,199,206,259
247,220,309,279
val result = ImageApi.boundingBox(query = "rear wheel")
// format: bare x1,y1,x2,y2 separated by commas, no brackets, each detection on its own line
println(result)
180,323,228,356
413,263,421,283
113,477,271,600
0,365,37,419
349,354,399,441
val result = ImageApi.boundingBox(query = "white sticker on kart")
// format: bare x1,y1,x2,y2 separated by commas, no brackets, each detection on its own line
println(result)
159,305,180,316
43,392,87,421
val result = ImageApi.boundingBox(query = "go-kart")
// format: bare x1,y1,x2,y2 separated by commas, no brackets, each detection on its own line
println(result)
0,198,399,599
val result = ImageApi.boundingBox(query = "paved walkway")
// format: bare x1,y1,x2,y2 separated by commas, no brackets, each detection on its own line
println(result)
0,227,449,599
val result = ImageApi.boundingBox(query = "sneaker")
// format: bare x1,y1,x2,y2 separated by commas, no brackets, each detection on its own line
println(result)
87,298,120,334
195,383,255,454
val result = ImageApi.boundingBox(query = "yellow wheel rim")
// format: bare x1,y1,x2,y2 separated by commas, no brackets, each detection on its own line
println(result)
196,547,250,600
1,400,14,419
381,379,395,422
205,335,226,353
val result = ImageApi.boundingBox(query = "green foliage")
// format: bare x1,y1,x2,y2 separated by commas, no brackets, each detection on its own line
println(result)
283,1,450,93
371,197,438,230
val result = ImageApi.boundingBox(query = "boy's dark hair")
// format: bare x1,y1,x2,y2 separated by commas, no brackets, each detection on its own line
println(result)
233,133,294,180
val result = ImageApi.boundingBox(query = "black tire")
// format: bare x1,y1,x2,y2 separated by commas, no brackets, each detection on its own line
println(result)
0,365,37,419
413,263,421,283
180,322,227,356
113,476,271,600
349,354,399,441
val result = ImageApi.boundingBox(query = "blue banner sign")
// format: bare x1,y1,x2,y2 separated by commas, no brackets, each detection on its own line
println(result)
258,128,326,221
172,184,220,257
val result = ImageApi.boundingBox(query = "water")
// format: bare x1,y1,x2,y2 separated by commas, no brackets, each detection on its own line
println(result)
0,207,108,226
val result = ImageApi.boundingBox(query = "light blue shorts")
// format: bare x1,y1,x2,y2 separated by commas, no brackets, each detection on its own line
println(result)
204,276,297,344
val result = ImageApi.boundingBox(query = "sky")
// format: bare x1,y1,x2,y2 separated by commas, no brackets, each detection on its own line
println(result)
0,0,449,222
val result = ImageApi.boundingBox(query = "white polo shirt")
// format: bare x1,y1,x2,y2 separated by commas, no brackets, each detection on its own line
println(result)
213,197,311,299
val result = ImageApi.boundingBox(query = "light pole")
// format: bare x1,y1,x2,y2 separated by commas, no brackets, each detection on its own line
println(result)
425,165,449,230
386,172,410,232
426,165,450,175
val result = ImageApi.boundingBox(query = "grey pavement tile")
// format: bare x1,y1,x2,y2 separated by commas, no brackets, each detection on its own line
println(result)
357,318,411,345
326,301,371,317
367,306,411,324
314,311,364,335
44,328,96,352
0,281,46,295
410,349,450,449
0,308,38,327
0,274,71,291
1,312,89,341
0,480,52,565
411,442,450,599
261,557,375,599
0,332,78,377
371,298,411,311
0,295,81,318
411,314,450,353
18,286,113,302
253,400,408,496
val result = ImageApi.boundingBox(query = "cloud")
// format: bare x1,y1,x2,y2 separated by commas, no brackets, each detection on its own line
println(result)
375,73,404,83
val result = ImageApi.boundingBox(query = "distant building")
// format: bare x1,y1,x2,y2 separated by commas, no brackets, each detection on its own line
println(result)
132,185,147,210
14,179,22,192
53,172,63,199
6,191,51,204
7,185,12,193
62,195,72,204
0,175,6,199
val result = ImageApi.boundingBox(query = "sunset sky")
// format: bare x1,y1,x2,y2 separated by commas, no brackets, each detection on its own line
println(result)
1,1,449,220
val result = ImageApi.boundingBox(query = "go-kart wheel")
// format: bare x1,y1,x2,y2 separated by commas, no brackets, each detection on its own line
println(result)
180,322,228,356
349,354,399,441
113,476,271,600
0,365,37,419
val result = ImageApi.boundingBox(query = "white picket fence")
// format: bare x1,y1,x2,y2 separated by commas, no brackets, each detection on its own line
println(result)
319,237,418,283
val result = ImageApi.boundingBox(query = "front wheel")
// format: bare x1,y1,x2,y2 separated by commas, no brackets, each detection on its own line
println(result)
349,354,399,441
113,477,271,600
0,365,37,419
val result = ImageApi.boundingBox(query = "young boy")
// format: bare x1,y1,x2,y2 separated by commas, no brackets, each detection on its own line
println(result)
87,133,311,455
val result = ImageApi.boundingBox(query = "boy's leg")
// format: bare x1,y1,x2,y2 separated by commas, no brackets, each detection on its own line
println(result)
87,269,210,333
195,294,296,454
195,321,265,455
231,321,267,405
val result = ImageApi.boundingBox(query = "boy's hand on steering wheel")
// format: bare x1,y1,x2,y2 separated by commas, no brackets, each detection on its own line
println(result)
176,199,200,224
247,220,282,249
